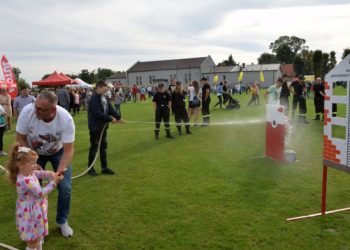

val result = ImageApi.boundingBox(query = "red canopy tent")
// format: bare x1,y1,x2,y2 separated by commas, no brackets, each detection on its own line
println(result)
32,71,76,86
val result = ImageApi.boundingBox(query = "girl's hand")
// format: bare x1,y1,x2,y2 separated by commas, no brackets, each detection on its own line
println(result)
53,173,64,185
48,171,56,179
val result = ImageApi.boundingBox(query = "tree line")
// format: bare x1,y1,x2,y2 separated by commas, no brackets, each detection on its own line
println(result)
9,35,350,87
217,35,350,78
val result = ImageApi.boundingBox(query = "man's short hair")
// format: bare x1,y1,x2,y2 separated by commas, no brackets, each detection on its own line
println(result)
96,80,108,88
200,77,207,81
37,91,58,105
20,85,29,91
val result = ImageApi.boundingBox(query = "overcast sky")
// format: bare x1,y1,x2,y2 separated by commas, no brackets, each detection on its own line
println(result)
1,0,349,82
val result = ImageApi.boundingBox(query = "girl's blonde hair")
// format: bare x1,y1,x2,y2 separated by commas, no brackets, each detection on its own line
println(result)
6,143,38,184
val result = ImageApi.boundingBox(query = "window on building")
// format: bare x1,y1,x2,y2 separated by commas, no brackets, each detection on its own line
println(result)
140,76,142,85
185,73,188,84
223,75,226,80
149,76,152,84
189,73,191,82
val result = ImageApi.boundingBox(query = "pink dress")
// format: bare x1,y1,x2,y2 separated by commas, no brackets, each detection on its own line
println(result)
15,170,56,241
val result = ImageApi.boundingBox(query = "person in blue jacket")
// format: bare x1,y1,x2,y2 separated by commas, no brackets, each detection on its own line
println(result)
87,80,123,176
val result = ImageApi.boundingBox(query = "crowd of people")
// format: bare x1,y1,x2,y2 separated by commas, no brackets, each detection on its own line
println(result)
264,75,330,124
1,74,333,250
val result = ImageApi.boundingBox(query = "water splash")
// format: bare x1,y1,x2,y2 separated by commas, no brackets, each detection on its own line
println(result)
125,118,265,126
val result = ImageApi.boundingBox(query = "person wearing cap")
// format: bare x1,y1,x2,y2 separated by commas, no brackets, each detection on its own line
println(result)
0,84,12,130
290,75,308,123
171,81,191,135
153,83,173,139
200,77,211,125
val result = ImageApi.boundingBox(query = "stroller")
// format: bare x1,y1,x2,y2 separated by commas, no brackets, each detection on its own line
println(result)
223,93,240,110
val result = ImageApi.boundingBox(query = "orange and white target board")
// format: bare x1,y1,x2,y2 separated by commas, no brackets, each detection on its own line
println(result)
287,55,350,221
324,54,350,171
266,104,285,162
320,53,350,217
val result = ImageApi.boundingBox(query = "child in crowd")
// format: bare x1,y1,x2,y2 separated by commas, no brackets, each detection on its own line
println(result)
6,143,63,250
114,92,124,117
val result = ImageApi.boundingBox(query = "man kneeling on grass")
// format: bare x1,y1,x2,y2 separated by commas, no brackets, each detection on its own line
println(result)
87,80,123,176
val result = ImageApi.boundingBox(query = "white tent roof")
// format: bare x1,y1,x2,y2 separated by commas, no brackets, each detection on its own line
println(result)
325,54,350,83
67,78,93,89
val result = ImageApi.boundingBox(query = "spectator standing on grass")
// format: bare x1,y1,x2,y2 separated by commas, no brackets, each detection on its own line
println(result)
140,86,147,103
168,79,176,94
280,80,290,115
213,82,223,109
223,81,228,105
74,91,80,114
13,86,36,118
312,77,325,120
0,85,12,130
147,85,153,98
264,78,283,105
290,75,308,124
57,86,70,111
0,104,7,156
114,91,124,117
255,82,260,105
68,89,75,115
171,81,191,135
131,84,138,103
187,80,201,127
247,83,258,106
201,77,211,126
87,80,123,176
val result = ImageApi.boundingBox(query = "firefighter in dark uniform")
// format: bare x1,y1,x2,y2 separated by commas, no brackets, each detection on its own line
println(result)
201,77,211,126
312,77,325,120
171,81,191,135
290,75,308,123
153,83,174,139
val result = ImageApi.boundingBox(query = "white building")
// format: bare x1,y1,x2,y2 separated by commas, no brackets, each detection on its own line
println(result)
105,71,127,85
203,63,282,88
126,56,215,87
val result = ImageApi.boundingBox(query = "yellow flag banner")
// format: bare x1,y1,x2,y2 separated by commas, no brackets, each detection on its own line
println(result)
238,71,244,82
260,70,265,82
213,75,219,83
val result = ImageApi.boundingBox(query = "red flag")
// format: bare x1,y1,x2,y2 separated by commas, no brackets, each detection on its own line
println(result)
1,55,18,99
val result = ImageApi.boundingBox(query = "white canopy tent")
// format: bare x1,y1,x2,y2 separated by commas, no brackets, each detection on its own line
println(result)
66,78,93,89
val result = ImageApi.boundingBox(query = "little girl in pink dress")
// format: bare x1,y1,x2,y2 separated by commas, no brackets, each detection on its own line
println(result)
6,143,63,250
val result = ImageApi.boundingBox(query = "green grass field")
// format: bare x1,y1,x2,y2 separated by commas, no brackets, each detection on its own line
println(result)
1,93,350,250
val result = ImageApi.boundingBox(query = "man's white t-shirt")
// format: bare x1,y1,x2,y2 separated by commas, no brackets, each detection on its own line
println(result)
16,104,75,156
